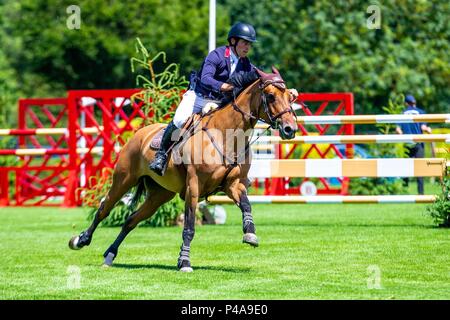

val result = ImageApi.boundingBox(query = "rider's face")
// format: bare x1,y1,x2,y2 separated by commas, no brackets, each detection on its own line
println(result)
232,39,252,58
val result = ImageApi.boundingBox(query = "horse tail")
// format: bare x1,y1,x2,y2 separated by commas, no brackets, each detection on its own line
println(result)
129,175,152,211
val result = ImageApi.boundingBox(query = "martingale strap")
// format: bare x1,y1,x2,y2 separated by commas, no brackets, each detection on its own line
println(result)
201,127,246,166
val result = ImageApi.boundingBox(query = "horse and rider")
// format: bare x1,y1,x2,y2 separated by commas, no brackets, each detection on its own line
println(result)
149,22,299,176
69,22,299,272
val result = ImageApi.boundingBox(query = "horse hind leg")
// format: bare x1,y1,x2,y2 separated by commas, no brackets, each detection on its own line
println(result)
102,184,176,267
69,171,138,250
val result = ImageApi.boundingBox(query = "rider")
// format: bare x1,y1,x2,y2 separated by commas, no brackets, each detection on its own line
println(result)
149,22,298,176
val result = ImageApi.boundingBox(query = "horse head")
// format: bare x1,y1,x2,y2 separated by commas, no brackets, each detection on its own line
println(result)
256,67,298,139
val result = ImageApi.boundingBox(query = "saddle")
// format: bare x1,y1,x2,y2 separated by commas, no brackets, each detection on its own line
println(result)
150,113,202,150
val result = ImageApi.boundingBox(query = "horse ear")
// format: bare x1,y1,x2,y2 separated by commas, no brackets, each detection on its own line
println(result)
271,66,281,75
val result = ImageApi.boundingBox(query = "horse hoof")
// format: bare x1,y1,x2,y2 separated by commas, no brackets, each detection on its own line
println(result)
243,233,259,247
103,252,115,267
68,236,81,250
180,267,193,273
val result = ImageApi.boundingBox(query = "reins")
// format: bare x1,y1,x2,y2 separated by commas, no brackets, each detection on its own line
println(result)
201,78,295,166
176,78,296,168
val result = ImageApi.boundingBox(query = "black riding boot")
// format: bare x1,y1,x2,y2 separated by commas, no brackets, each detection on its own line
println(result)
149,121,178,176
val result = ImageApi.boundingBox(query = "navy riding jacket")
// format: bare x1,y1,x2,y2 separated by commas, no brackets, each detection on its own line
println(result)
194,46,255,100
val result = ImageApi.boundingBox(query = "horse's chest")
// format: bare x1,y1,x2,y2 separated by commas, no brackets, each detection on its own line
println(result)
197,164,238,195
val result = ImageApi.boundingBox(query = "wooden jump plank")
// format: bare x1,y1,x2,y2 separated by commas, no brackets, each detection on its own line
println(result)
248,159,446,178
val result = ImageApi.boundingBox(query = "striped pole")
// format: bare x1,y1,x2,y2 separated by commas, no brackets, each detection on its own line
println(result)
295,114,450,125
0,127,103,136
2,151,447,175
247,158,446,178
256,134,450,144
0,146,120,156
0,149,70,156
205,195,437,204
254,114,450,128
3,115,447,136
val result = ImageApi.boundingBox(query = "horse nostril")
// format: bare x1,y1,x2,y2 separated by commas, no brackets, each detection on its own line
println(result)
283,125,292,134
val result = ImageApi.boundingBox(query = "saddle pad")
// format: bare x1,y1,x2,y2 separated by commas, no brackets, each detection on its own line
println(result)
149,114,202,150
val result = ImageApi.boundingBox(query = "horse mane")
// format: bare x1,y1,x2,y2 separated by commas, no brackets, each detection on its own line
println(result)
201,67,284,118
219,69,260,107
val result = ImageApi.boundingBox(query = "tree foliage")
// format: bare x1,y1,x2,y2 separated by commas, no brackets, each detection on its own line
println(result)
0,0,228,100
224,0,449,114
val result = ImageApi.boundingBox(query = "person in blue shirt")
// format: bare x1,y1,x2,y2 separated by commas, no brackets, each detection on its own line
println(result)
395,94,432,195
148,22,298,176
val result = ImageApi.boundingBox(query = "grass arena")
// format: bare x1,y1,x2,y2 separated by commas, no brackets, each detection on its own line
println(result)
1,191,449,300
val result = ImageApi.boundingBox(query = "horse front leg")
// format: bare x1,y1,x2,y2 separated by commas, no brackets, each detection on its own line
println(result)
225,180,258,247
177,169,199,272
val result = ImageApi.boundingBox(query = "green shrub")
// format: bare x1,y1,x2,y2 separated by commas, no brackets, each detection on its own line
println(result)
87,193,184,228
349,178,408,196
426,176,450,228
130,37,188,126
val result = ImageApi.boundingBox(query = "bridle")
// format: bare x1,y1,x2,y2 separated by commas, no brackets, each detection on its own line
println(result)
232,78,297,129
201,77,298,168
259,79,297,128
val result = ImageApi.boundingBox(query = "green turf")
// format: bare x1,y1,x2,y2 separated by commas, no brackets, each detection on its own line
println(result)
0,202,448,300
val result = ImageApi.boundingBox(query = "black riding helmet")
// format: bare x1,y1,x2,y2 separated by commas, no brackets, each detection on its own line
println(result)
227,22,257,43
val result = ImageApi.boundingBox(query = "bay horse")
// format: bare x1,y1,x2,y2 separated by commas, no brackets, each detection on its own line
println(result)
69,67,298,272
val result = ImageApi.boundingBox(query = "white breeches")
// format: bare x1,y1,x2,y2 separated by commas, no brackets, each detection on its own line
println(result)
173,90,220,128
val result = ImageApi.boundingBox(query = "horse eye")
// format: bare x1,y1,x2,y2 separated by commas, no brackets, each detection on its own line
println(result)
266,93,275,103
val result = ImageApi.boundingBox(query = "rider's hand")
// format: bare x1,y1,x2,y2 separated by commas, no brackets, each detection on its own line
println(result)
221,83,234,92
421,125,432,134
289,88,299,102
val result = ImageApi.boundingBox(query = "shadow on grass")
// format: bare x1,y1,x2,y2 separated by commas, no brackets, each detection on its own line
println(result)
111,263,251,273
254,222,437,228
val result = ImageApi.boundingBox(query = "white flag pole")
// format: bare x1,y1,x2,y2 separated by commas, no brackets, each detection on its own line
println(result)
209,0,216,52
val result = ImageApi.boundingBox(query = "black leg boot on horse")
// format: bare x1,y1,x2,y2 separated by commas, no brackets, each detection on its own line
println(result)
149,121,178,176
